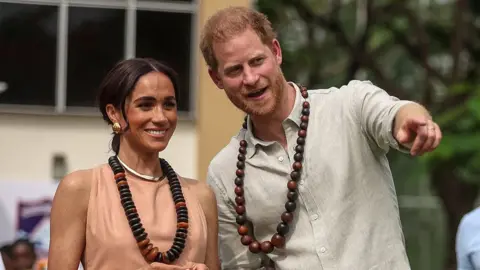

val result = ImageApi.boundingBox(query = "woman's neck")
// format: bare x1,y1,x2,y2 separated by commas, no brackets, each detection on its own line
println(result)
116,139,163,177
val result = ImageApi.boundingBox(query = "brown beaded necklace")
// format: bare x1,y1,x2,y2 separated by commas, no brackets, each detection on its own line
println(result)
108,156,188,263
234,85,310,255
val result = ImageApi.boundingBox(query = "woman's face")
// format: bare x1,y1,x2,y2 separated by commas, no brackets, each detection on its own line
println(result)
114,71,178,153
11,243,36,270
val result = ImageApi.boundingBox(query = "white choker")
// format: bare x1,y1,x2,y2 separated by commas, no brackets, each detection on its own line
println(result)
117,157,165,182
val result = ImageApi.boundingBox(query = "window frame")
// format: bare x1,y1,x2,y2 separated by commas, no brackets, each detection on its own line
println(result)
0,0,199,119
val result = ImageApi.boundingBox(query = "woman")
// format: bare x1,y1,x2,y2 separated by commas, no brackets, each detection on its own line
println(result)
48,58,219,270
9,239,37,270
0,244,12,270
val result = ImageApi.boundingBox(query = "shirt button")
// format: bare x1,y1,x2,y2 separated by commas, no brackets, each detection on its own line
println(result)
310,214,319,221
278,156,284,162
320,247,326,253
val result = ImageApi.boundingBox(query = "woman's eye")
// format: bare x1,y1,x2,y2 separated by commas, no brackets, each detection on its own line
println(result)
164,101,177,109
138,103,153,110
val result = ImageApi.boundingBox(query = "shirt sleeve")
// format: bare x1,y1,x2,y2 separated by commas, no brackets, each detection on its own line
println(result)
350,80,413,153
469,251,480,269
206,166,263,270
457,210,480,270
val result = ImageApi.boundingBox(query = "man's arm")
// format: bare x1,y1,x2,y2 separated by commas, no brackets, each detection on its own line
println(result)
393,103,442,156
352,80,441,155
206,167,263,270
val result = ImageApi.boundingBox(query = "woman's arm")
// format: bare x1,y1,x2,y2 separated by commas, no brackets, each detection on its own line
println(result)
195,181,220,270
48,170,91,270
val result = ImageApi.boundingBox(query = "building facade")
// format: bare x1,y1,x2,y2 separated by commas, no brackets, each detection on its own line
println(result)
0,0,250,182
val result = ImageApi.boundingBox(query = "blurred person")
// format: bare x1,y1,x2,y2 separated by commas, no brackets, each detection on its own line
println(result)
200,6,443,270
10,239,36,270
0,244,13,270
48,58,219,270
456,207,480,269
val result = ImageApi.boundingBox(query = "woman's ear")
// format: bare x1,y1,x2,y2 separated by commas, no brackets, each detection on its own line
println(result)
106,104,121,124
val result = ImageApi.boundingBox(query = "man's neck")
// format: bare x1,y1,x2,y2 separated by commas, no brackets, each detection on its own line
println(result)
250,82,296,148
117,139,163,177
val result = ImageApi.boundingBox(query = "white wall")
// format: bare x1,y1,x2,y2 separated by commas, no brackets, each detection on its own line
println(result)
0,113,197,182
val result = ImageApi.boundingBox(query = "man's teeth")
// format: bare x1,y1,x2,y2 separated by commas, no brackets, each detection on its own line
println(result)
249,89,265,96
147,130,165,135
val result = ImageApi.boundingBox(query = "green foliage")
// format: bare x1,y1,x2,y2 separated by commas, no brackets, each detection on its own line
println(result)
256,0,480,184
422,84,480,185
255,0,480,268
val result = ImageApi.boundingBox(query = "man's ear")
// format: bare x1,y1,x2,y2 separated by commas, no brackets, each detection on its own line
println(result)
271,39,282,65
208,68,224,90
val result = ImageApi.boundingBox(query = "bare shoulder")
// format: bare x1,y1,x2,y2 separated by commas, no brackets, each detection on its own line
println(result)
54,168,93,202
181,178,215,200
181,178,217,211
50,167,95,235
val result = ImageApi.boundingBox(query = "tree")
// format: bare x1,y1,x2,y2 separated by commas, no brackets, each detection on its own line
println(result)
255,0,480,269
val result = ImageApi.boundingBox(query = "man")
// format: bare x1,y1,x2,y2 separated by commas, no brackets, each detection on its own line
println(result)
456,207,480,269
200,6,442,270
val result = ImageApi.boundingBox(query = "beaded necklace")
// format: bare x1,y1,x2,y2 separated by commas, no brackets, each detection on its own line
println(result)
108,156,188,263
233,85,310,255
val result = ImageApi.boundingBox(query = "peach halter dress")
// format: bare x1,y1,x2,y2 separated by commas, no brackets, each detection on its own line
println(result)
82,164,208,270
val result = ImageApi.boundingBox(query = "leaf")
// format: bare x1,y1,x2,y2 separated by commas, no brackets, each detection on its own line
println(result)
454,152,480,185
454,117,476,131
369,27,393,50
423,133,480,161
449,83,471,95
392,17,409,31
434,106,466,126
466,97,480,120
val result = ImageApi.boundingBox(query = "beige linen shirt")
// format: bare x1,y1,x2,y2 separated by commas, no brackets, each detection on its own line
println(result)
207,80,412,270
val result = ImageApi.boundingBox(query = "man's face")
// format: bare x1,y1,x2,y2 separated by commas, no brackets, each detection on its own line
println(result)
209,28,286,117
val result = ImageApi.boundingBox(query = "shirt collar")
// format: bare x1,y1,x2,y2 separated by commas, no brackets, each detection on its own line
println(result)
243,82,304,159
286,82,303,127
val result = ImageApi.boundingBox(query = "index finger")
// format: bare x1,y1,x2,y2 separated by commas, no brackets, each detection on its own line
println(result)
405,117,428,128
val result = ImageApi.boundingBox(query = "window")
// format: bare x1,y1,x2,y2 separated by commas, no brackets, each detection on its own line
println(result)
66,7,125,108
0,0,197,114
0,3,58,106
136,10,192,112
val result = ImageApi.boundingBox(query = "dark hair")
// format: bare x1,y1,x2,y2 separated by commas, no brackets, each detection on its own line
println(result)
0,243,12,257
10,239,36,257
97,58,180,154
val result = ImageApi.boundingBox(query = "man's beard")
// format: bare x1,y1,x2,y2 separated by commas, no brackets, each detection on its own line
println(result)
231,68,286,117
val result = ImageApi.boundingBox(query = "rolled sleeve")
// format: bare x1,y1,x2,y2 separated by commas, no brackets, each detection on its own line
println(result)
206,166,262,270
350,80,413,153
